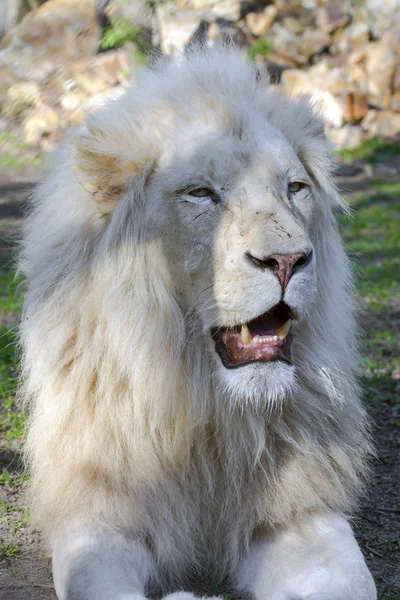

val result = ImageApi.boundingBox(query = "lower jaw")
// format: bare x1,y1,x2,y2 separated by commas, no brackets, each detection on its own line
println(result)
215,335,293,369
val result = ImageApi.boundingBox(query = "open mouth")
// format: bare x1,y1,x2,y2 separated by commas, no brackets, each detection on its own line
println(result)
211,302,293,369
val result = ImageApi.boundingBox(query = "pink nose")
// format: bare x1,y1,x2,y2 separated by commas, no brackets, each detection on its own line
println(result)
246,251,311,290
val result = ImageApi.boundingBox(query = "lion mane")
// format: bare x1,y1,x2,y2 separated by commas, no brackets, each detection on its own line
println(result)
19,48,370,583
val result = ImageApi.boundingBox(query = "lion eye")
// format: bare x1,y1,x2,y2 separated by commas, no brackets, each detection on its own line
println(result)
185,187,219,205
288,182,306,196
189,188,213,198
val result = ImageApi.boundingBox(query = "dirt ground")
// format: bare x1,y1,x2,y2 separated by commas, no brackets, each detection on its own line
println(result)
0,158,399,600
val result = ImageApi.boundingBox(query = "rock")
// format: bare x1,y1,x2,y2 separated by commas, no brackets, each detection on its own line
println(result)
301,0,318,9
0,65,18,108
280,69,311,93
280,69,344,128
105,0,153,30
3,82,42,119
270,24,331,65
332,21,369,55
207,19,248,49
316,1,350,34
364,0,400,38
73,49,134,96
60,91,87,112
0,0,48,39
245,6,277,37
308,62,346,96
163,0,241,21
0,0,100,83
0,0,20,39
281,16,306,35
361,110,400,138
366,33,399,109
211,0,241,21
157,6,206,55
23,106,61,144
281,63,346,98
0,117,9,132
391,93,400,113
392,64,400,92
328,125,365,149
348,21,370,46
344,92,368,122
346,49,367,91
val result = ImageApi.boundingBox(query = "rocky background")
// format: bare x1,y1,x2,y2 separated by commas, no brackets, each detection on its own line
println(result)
0,0,400,155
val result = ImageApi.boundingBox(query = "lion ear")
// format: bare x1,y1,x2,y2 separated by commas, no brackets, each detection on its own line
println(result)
71,137,127,213
71,112,157,215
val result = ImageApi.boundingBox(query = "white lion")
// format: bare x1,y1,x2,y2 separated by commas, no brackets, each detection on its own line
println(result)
19,48,376,600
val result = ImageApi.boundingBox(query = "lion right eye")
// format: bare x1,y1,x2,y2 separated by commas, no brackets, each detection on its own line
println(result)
189,188,212,197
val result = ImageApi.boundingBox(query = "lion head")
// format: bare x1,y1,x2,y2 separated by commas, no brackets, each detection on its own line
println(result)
68,48,351,407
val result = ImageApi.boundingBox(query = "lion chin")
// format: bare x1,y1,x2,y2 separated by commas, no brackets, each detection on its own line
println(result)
19,47,376,600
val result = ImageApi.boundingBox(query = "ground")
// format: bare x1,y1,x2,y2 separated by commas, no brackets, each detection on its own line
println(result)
0,139,399,600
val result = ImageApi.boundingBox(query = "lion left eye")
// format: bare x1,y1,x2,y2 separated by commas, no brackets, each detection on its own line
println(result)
288,182,307,196
189,188,213,198
185,187,219,205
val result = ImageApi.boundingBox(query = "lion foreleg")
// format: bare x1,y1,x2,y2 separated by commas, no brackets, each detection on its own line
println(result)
52,526,156,600
233,512,376,600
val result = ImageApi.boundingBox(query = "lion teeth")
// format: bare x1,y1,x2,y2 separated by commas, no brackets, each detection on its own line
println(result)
240,321,291,345
241,323,252,345
253,335,279,344
276,319,292,341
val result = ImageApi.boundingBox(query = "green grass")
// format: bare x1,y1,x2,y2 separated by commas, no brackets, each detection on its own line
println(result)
0,502,30,533
0,324,23,441
0,258,23,314
337,137,400,163
0,131,43,167
247,37,273,61
339,178,400,408
0,468,12,486
0,538,20,559
0,468,30,488
0,260,25,443
100,18,152,65
0,501,18,515
339,180,400,313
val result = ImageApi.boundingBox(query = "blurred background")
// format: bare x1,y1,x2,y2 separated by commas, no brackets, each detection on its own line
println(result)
0,2,399,600
1,0,400,153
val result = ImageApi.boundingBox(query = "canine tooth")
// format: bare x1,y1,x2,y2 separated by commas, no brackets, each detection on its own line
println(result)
276,319,292,341
241,323,252,345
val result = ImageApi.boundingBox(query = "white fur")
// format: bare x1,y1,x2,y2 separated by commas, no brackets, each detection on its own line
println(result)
19,47,375,599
